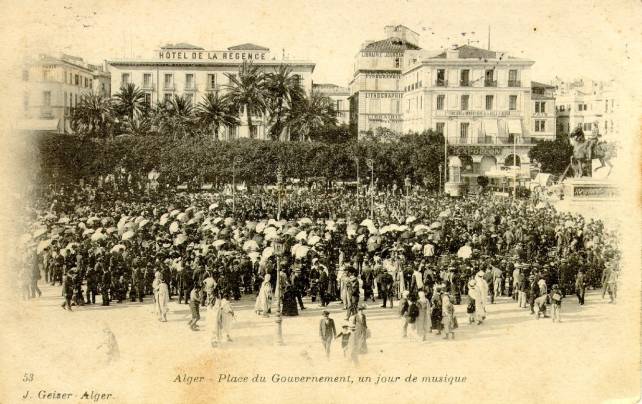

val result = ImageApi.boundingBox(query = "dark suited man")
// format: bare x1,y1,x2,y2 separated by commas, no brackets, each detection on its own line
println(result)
101,266,112,306
319,311,336,358
380,271,394,308
85,262,100,304
318,266,330,307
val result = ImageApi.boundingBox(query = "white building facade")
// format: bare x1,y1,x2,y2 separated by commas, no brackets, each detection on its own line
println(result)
20,54,110,133
106,43,315,140
400,45,536,182
555,79,619,140
313,83,350,125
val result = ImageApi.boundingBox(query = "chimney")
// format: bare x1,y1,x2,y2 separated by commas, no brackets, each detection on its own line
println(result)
446,46,459,59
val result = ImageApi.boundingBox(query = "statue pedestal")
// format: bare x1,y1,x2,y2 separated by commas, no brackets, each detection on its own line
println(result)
445,181,466,197
562,177,618,202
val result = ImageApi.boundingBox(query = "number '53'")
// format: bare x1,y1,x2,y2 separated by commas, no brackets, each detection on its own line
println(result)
22,373,34,383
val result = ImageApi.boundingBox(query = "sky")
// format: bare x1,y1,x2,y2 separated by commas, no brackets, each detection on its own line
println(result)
1,0,641,87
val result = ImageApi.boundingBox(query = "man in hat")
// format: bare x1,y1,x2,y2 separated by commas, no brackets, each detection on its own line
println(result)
101,264,112,306
380,269,394,308
575,269,586,305
319,310,336,358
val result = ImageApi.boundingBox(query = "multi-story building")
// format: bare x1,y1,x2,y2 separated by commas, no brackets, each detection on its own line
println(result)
554,78,618,140
20,53,110,133
313,83,350,125
400,44,536,183
530,81,556,141
106,42,315,140
349,25,421,137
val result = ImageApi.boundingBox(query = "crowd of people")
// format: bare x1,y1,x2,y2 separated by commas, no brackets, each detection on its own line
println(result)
16,179,621,352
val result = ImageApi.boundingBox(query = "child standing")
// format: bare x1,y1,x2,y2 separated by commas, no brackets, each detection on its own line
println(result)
335,324,351,357
188,285,202,330
551,284,563,322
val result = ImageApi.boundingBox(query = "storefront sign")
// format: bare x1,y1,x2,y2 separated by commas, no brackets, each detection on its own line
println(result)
450,146,503,156
158,50,268,61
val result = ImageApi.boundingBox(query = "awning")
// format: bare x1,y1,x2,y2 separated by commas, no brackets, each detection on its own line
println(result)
483,119,499,135
16,119,60,131
507,119,522,134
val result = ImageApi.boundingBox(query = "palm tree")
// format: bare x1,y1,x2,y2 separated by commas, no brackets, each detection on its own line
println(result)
224,61,267,139
264,65,304,140
122,111,152,137
286,91,337,142
195,92,240,140
152,95,195,140
70,92,114,140
113,83,146,121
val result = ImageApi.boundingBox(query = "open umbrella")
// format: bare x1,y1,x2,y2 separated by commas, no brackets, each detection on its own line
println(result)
356,234,365,243
139,219,150,229
87,216,100,225
286,227,299,237
174,233,188,246
307,235,321,246
295,230,307,241
169,221,180,234
255,221,267,233
248,251,260,262
457,245,473,259
58,217,70,224
346,224,358,237
414,224,430,234
430,221,442,229
243,239,259,252
360,218,374,227
264,232,279,241
122,230,135,241
106,227,117,234
177,212,188,222
212,239,227,249
208,203,218,211
298,218,313,226
405,216,417,224
261,246,274,261
325,220,337,231
224,217,234,227
82,228,95,237
169,209,181,218
294,245,310,259
91,231,106,242
110,244,126,253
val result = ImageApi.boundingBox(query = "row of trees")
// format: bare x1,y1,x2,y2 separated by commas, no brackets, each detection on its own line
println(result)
34,133,446,189
71,62,340,142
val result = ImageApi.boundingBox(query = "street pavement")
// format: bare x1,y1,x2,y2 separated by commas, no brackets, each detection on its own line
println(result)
1,281,638,404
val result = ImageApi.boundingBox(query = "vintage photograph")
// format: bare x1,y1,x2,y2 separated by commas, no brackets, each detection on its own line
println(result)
0,1,640,403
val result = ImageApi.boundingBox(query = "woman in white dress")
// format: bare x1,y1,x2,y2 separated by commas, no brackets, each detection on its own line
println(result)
209,295,234,346
254,274,272,316
155,273,169,322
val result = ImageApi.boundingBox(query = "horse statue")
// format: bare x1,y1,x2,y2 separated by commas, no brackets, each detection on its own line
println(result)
569,124,615,178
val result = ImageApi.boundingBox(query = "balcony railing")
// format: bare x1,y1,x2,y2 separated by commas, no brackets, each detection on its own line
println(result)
446,135,535,146
184,84,197,91
435,79,448,87
508,80,521,87
163,83,175,91
142,82,154,90
460,79,471,87
484,79,497,87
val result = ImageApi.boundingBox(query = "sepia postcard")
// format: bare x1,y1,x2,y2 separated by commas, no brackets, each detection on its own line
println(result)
0,1,640,403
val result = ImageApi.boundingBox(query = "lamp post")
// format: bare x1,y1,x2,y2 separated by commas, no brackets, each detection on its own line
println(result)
438,164,443,194
366,158,374,219
273,237,285,345
354,156,360,205
232,156,242,214
276,167,283,220
404,176,411,217
512,134,517,200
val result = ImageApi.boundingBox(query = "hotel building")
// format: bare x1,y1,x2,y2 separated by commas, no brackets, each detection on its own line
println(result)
106,43,315,140
20,54,111,133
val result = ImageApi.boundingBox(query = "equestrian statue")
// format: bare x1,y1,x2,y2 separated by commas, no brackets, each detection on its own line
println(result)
568,123,615,178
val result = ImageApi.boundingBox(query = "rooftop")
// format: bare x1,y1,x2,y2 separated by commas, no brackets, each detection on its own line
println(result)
227,43,270,51
531,81,556,89
160,43,204,50
431,45,499,59
362,38,421,52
